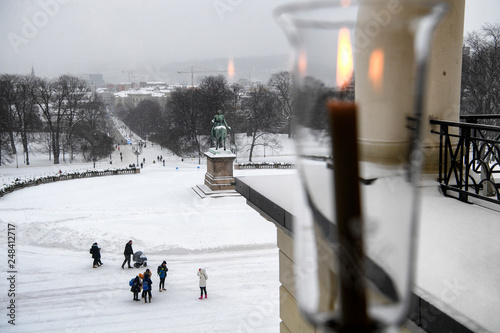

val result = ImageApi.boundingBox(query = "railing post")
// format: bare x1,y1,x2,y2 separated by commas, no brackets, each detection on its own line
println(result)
438,124,447,184
460,126,471,203
465,116,478,162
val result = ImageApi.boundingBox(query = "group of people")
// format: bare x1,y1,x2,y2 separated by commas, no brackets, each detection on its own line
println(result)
129,262,209,303
90,240,209,301
89,240,130,269
130,264,167,303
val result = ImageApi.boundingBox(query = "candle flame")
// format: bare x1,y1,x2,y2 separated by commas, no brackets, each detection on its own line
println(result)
227,58,235,80
298,50,307,76
336,27,354,89
340,0,351,7
368,49,384,91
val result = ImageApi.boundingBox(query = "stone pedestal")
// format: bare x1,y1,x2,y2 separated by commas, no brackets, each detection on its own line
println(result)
204,148,236,191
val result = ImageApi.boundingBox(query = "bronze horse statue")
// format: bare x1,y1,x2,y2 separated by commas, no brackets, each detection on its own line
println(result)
211,110,230,150
213,125,227,150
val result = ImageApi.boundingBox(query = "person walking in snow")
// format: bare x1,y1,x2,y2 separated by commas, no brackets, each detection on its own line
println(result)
197,268,208,299
157,261,168,292
142,274,153,303
89,242,102,268
131,275,142,301
122,240,134,269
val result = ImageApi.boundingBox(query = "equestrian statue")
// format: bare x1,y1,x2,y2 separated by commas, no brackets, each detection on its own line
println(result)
211,110,231,150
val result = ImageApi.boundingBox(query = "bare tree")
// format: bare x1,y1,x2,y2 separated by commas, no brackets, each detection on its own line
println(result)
461,23,500,117
165,87,204,157
0,74,19,166
61,75,91,162
72,93,113,166
161,76,233,159
123,99,162,140
229,83,244,111
12,75,42,166
242,83,281,162
0,96,13,165
199,75,232,120
268,71,295,137
32,75,91,164
32,77,65,164
198,75,234,151
0,73,109,165
227,82,245,145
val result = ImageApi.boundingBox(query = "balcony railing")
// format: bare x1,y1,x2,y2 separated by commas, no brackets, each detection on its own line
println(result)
430,115,500,205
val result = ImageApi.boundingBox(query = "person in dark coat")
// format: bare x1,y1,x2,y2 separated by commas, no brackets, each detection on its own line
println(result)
131,275,142,301
143,268,152,280
157,261,168,292
142,268,152,298
142,275,153,303
89,242,101,268
121,240,133,269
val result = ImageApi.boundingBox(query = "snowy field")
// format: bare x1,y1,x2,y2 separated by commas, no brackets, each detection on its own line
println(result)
0,131,296,333
2,125,500,333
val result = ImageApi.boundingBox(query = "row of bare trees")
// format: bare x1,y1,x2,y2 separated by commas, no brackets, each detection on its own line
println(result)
0,74,113,166
461,23,500,118
116,72,295,161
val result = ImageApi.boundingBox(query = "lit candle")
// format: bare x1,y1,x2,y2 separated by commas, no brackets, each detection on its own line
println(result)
327,99,369,330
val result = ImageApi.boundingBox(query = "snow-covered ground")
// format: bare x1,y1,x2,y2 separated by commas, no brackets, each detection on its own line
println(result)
0,127,296,332
2,122,500,332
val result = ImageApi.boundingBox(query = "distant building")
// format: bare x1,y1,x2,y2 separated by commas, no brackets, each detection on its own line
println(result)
79,74,105,88
114,86,172,109
140,81,167,88
96,88,115,108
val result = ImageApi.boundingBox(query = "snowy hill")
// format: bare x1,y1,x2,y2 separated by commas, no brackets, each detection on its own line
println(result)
0,128,296,332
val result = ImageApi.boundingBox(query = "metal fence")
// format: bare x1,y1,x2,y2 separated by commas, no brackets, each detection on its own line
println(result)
0,167,139,198
430,115,500,205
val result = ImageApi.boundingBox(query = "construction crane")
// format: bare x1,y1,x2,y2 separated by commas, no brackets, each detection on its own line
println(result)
177,66,228,87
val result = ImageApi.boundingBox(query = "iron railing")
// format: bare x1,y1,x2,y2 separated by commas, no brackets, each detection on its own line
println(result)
430,115,500,205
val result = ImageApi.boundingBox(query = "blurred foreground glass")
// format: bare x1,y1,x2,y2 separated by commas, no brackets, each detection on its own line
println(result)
274,0,448,332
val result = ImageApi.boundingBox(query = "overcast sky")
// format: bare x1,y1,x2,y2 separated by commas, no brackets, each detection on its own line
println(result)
0,0,499,81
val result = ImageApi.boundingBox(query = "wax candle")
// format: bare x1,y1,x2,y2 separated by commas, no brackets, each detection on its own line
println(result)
327,99,369,331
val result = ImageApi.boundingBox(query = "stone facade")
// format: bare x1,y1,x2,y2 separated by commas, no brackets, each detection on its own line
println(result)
277,227,318,333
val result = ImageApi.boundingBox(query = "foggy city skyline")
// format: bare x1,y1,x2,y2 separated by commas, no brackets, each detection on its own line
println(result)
1,0,499,85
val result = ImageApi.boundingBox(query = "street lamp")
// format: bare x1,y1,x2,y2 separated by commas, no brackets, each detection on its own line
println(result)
92,132,97,168
133,143,142,167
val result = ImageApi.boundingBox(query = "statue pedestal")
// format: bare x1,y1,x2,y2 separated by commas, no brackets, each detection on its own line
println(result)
192,149,239,198
204,148,236,191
